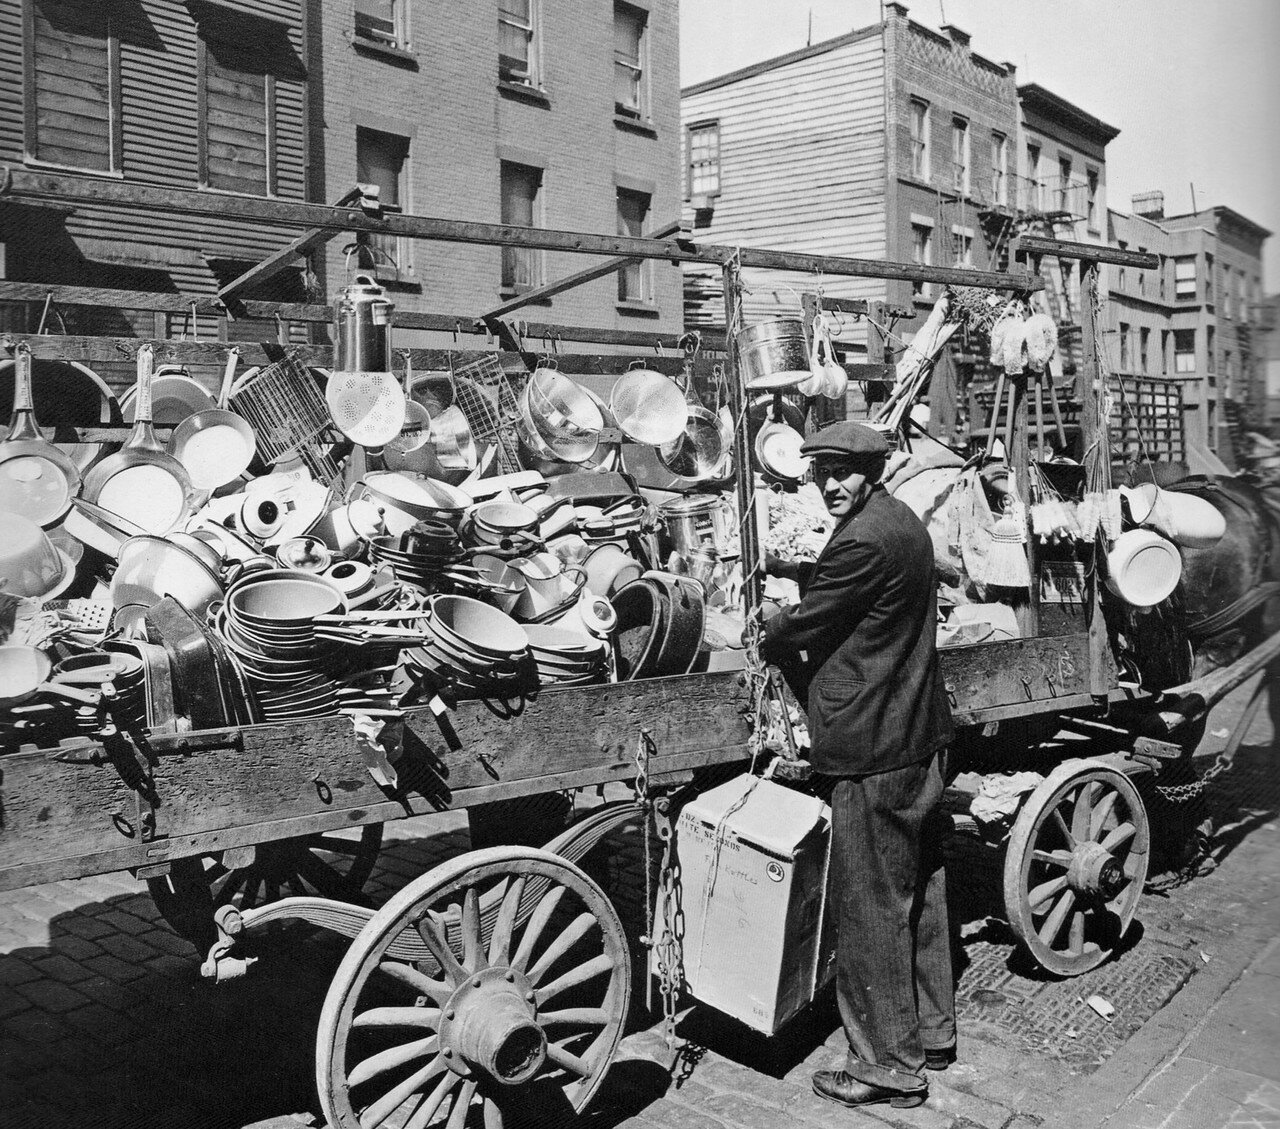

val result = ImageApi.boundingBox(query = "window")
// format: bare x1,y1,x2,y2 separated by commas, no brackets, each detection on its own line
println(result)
952,117,969,194
500,161,543,291
1174,329,1196,373
1224,351,1233,393
355,0,404,49
991,132,1007,205
1161,330,1170,374
199,43,274,195
1204,253,1214,305
613,3,647,118
1206,326,1216,372
688,121,720,197
1119,322,1130,371
356,127,409,273
1159,254,1167,299
1026,143,1042,209
910,221,933,296
909,99,930,180
498,0,539,86
1116,241,1126,291
1137,247,1146,294
1057,156,1071,212
1086,168,1099,229
1140,327,1150,373
617,189,652,303
1174,256,1197,300
952,226,973,267
25,0,122,173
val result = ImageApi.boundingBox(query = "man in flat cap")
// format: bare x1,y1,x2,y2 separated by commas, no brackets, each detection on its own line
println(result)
760,420,955,1111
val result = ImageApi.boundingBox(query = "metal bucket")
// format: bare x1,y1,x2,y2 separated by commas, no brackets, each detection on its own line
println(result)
333,274,395,372
735,318,811,390
659,494,732,556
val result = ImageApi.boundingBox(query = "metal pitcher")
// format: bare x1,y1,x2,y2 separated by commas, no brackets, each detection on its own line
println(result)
333,273,395,371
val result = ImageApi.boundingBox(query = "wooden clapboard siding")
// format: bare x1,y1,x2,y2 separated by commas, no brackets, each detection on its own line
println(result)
0,1,308,310
681,32,887,331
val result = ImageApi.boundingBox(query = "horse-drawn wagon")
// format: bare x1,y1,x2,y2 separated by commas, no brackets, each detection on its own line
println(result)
2,173,1276,1126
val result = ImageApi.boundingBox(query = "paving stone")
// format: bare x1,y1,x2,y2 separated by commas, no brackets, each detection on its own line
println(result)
43,934,102,963
1002,1118,1043,1129
74,974,131,1010
2,1008,63,1044
667,1079,719,1106
143,926,200,956
55,913,116,941
32,952,95,983
695,1058,792,1108
14,977,91,1013
95,908,157,936
925,1077,1012,1129
1183,978,1280,1082
0,957,42,986
81,952,149,983
635,1096,734,1129
96,931,162,963
701,1091,813,1128
0,983,33,1020
62,1002,140,1045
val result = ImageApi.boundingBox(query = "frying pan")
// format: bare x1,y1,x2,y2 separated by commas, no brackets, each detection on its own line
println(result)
383,352,432,457
81,345,197,535
166,348,257,491
0,354,120,472
0,645,101,708
0,342,82,527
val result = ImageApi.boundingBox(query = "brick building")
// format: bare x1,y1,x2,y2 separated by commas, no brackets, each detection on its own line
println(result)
316,0,683,346
1106,191,1270,464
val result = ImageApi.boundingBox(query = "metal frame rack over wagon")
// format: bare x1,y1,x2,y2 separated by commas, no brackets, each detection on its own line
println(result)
1,169,1276,1128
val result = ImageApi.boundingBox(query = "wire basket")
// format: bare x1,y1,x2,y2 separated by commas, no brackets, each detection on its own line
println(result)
451,354,525,474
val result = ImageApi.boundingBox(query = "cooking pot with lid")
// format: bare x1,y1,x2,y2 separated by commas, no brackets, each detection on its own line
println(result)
333,274,395,372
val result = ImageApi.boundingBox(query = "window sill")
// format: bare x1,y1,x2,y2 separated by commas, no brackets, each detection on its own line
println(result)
614,114,657,139
913,294,935,309
616,300,659,318
499,81,551,108
23,157,123,180
351,35,419,68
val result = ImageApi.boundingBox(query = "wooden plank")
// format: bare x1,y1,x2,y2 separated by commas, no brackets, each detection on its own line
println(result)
479,219,686,320
1013,235,1159,270
939,634,1093,716
217,188,362,301
0,673,750,890
0,168,1043,290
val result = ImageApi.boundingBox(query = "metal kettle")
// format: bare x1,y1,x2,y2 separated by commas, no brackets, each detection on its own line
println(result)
333,273,395,371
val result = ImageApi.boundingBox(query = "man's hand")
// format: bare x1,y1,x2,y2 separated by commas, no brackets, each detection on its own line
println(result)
764,551,797,580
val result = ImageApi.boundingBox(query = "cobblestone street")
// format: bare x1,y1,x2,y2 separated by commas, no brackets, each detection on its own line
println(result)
1,676,1276,1129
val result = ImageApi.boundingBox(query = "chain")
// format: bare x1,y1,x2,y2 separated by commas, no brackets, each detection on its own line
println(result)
653,795,683,1051
634,728,654,1013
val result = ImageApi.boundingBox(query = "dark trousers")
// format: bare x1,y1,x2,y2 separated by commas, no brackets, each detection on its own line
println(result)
831,751,955,1092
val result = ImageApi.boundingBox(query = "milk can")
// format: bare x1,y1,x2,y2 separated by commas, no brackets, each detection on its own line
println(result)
333,273,395,371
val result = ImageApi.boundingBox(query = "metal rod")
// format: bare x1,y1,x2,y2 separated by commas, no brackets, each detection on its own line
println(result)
720,258,761,619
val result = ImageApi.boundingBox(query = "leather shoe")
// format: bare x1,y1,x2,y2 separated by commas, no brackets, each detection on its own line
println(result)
811,1070,926,1109
925,1047,957,1071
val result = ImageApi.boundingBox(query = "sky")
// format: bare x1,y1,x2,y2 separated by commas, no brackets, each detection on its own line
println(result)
681,0,1280,287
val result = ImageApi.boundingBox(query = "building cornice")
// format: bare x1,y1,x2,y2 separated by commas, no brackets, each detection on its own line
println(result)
681,24,881,96
1017,82,1120,144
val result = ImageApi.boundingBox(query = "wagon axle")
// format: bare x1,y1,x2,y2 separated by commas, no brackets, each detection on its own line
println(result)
437,965,547,1085
1067,841,1127,900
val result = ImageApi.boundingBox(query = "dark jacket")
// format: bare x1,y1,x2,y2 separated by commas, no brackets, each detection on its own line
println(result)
760,486,954,776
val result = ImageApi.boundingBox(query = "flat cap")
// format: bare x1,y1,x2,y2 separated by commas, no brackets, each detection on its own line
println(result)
800,421,889,460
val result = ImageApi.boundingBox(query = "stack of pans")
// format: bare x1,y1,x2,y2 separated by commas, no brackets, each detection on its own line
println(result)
367,520,462,591
56,651,146,734
408,594,534,698
217,570,345,721
524,624,608,687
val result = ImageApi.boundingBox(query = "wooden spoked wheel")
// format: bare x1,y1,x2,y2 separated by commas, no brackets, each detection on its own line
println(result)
317,846,630,1129
148,826,383,949
1003,761,1150,976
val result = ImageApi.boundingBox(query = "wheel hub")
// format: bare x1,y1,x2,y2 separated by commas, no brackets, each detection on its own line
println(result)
437,966,546,1085
1067,841,1124,897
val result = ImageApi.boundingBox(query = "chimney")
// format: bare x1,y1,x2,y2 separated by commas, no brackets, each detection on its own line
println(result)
884,2,909,18
941,24,971,48
1132,191,1165,220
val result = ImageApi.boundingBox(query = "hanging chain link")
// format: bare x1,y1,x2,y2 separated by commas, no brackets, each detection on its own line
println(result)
1154,749,1233,803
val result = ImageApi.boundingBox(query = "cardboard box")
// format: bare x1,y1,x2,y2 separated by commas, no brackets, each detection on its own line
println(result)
654,774,834,1034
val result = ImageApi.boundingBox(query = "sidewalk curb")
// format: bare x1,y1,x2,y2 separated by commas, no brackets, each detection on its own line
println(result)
1050,934,1279,1129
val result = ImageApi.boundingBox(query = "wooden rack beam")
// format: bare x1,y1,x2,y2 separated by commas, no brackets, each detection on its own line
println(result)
1011,235,1160,270
1,167,1043,291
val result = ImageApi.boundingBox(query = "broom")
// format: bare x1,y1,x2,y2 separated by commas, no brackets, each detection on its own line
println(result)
986,469,1031,588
